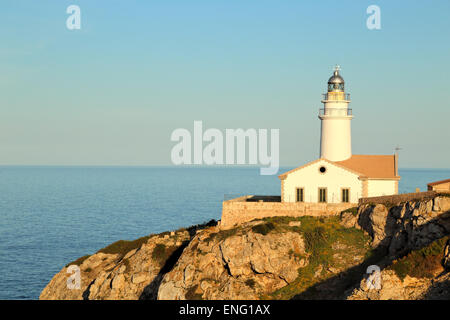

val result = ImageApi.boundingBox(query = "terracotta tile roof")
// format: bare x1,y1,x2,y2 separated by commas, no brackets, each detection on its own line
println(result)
335,155,399,179
428,178,450,187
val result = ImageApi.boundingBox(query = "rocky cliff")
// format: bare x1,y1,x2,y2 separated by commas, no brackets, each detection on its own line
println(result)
40,195,450,300
40,228,192,300
358,195,450,255
348,194,450,300
348,236,450,300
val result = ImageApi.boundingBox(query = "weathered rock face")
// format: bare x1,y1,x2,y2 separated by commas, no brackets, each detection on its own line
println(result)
39,253,119,300
40,230,190,300
348,264,450,300
157,221,307,300
361,204,396,247
444,240,450,270
358,196,450,256
86,232,190,300
348,270,435,300
43,217,366,301
340,211,359,229
347,232,450,300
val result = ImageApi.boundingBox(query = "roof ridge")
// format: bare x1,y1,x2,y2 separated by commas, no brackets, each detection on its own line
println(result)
341,154,395,157
428,178,450,186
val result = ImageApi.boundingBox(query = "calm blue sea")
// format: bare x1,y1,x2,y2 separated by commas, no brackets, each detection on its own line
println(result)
0,166,449,300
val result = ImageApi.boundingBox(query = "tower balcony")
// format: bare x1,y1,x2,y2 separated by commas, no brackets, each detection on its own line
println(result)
319,108,353,117
322,92,351,102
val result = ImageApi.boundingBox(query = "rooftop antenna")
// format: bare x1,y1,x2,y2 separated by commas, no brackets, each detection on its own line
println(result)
394,145,401,176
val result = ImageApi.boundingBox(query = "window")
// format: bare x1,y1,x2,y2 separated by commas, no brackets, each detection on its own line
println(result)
296,188,304,202
342,188,350,203
318,188,327,203
319,166,327,174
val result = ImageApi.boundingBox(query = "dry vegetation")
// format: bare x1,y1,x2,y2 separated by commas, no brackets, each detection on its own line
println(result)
388,236,450,280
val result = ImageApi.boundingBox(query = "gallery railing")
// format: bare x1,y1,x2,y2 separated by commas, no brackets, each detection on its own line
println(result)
319,108,353,116
322,93,351,101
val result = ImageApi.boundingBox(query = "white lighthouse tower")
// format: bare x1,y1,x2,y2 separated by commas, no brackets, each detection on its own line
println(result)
319,65,353,161
277,66,400,204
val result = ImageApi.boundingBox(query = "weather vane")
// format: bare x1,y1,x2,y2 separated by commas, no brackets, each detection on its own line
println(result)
334,64,341,72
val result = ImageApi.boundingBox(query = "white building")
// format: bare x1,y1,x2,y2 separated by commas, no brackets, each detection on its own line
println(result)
279,66,400,204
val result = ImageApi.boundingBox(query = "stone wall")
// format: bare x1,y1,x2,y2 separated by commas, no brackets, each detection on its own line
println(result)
220,196,356,229
358,191,440,206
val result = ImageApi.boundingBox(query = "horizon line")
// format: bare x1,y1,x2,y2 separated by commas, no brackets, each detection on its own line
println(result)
0,165,449,170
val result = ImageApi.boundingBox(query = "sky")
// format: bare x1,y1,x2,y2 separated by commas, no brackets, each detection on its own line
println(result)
0,0,449,168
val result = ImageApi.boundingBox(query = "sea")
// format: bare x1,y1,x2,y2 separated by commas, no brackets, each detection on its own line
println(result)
0,166,449,300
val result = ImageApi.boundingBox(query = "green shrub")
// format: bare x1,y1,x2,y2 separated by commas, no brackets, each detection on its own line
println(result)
341,207,358,217
98,235,151,258
65,255,90,268
205,228,239,243
245,279,256,289
389,236,449,280
251,222,275,235
151,243,179,267
152,244,168,265
304,227,327,253
65,234,154,269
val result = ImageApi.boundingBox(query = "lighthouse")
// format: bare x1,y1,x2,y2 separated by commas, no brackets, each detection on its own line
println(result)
278,65,400,203
319,66,353,162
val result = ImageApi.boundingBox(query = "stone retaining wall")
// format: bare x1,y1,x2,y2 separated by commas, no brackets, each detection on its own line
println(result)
358,191,440,206
220,196,356,229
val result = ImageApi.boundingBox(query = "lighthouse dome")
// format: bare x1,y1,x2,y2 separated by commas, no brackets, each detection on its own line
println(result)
328,67,345,92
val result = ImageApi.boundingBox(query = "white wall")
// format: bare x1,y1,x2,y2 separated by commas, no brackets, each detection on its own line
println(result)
319,99,352,162
282,159,362,203
430,182,450,192
367,180,397,197
320,118,352,162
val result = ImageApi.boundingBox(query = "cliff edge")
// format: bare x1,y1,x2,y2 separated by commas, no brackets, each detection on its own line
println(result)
40,195,450,300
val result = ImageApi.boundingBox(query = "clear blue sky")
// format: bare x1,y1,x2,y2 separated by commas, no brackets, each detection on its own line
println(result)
1,0,449,168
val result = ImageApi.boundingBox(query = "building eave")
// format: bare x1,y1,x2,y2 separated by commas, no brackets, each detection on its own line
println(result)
427,178,450,187
366,176,402,181
278,157,367,180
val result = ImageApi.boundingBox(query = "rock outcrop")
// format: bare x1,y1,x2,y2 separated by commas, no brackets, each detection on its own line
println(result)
358,196,450,256
86,231,190,300
157,221,307,300
345,196,450,300
444,240,450,270
39,252,119,300
339,208,359,229
348,235,450,300
348,270,440,300
40,230,191,300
